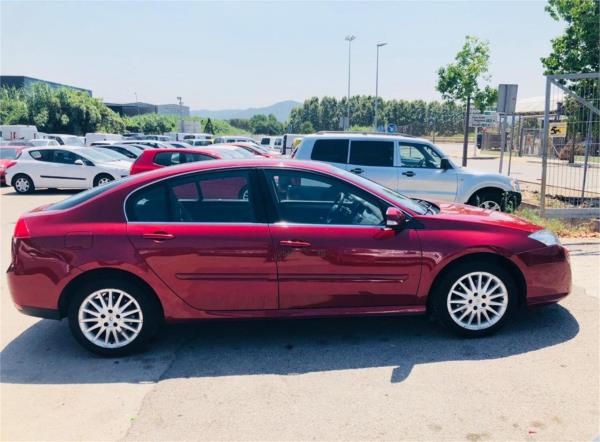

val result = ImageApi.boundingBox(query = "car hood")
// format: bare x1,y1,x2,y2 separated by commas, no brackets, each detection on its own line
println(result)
100,161,132,172
432,202,541,233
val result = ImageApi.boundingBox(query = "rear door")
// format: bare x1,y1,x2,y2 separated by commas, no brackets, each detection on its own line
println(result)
309,139,349,170
347,140,397,190
126,168,278,311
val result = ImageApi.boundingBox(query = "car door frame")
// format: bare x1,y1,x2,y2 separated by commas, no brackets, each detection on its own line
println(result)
257,167,423,310
346,138,399,190
396,141,458,202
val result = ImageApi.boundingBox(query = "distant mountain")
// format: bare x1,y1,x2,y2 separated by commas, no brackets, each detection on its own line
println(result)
191,100,301,122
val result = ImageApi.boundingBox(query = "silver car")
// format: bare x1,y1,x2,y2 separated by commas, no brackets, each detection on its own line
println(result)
293,133,521,211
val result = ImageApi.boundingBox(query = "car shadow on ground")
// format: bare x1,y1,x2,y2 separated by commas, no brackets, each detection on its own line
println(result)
1,189,80,197
1,300,579,385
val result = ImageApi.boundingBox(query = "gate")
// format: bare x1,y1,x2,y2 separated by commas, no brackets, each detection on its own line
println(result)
540,72,600,217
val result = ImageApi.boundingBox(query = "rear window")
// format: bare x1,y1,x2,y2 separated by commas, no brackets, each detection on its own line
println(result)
49,177,132,210
310,139,349,164
349,141,394,167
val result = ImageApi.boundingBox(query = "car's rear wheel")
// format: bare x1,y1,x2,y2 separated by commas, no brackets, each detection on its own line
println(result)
94,174,114,187
68,278,161,356
13,174,34,194
432,262,516,337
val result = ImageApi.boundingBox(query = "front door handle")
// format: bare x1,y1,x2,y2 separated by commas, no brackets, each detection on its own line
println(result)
279,239,311,248
402,171,415,177
350,168,364,175
142,231,175,241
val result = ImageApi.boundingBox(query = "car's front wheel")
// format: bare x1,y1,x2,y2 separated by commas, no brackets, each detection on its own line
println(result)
432,262,516,337
68,278,161,356
94,174,114,187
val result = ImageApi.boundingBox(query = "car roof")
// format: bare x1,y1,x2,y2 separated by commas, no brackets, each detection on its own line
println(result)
305,132,425,143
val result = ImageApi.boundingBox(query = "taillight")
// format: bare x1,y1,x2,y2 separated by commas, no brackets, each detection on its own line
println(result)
13,218,30,239
5,161,16,169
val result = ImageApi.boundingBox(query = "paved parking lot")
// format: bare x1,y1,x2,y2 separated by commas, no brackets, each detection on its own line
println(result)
1,187,598,441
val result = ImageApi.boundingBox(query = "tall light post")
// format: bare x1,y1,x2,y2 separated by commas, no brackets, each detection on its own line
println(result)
344,35,356,130
177,96,184,133
134,92,139,117
373,42,387,130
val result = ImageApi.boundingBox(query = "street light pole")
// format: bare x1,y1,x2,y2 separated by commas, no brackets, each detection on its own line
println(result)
345,35,356,130
374,42,387,130
176,96,185,133
134,92,139,117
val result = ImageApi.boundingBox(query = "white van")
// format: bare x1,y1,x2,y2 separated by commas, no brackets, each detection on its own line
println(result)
260,136,283,151
0,125,39,141
47,134,85,146
85,133,123,146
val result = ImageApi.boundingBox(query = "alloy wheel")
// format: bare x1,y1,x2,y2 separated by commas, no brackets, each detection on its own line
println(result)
446,271,508,331
78,288,144,349
97,177,112,186
479,200,502,211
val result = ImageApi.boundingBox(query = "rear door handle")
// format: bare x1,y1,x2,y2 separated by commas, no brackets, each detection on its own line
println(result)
142,231,175,241
402,171,415,177
350,168,364,175
279,240,311,248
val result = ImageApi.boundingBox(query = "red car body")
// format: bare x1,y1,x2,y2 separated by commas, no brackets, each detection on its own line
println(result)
130,147,221,175
7,160,570,348
229,142,278,158
0,146,24,185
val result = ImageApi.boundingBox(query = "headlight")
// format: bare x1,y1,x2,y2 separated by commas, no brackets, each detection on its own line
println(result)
528,229,560,246
511,179,520,192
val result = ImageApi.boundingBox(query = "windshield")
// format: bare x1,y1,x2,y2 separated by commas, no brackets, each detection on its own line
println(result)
334,168,429,215
77,148,122,162
93,148,128,160
0,148,19,159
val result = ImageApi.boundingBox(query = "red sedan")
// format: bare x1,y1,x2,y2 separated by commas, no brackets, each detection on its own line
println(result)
7,159,571,356
0,146,25,185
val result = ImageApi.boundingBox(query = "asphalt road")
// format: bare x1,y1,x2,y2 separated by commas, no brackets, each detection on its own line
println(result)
1,187,598,441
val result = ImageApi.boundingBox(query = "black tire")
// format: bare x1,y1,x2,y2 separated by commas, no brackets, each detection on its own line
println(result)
431,261,517,337
68,278,162,357
468,189,503,211
12,174,35,194
93,174,114,187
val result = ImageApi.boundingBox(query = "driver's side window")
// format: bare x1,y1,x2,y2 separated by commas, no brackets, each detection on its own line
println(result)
265,170,384,226
399,143,442,169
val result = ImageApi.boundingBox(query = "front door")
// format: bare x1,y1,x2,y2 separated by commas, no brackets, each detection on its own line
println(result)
126,169,278,311
397,142,458,202
346,139,398,190
262,168,422,310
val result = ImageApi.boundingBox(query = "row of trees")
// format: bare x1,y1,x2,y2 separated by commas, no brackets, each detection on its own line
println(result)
286,96,466,136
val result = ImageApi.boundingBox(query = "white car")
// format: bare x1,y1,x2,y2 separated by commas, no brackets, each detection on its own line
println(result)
293,133,521,211
213,136,255,144
6,146,131,194
47,134,85,146
27,139,60,147
260,136,283,151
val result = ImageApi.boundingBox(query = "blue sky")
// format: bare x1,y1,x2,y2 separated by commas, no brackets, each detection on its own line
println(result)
1,1,564,109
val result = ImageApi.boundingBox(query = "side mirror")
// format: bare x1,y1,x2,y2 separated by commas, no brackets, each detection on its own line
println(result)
385,207,406,229
440,158,451,170
74,159,84,166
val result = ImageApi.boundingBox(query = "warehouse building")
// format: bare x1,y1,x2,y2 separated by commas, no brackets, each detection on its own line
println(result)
0,75,92,96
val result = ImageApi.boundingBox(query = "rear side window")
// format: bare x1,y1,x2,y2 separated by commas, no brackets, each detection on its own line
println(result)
349,141,394,167
310,139,349,164
29,150,55,162
126,170,255,223
154,152,179,166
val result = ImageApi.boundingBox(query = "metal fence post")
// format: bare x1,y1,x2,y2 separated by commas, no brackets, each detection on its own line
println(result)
540,76,552,216
581,109,593,200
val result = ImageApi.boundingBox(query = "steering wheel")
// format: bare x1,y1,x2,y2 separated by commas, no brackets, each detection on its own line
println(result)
325,191,346,224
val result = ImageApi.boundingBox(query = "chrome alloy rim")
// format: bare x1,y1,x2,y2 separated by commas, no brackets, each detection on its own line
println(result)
78,289,143,348
479,200,501,211
15,177,30,192
97,177,111,186
447,272,508,331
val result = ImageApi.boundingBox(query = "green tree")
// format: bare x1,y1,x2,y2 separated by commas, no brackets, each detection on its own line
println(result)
436,35,496,166
541,0,600,74
249,114,283,135
204,117,215,134
299,121,315,134
228,118,251,131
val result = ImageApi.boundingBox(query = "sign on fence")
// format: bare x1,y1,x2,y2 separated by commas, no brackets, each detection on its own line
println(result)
548,121,567,137
469,111,497,128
